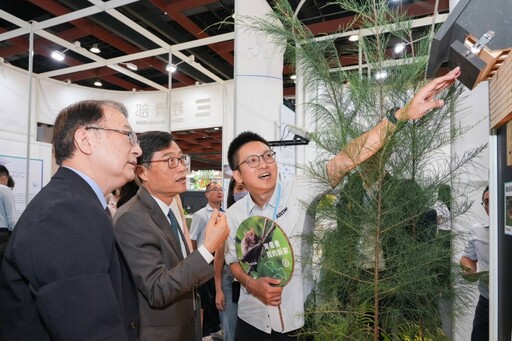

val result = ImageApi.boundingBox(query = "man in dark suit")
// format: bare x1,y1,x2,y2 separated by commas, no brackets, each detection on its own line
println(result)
113,131,229,341
0,100,142,340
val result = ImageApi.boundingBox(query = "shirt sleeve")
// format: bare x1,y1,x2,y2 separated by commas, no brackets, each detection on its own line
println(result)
3,190,17,230
189,212,205,241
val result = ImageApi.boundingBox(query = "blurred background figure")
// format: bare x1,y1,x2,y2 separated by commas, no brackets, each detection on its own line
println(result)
214,178,248,341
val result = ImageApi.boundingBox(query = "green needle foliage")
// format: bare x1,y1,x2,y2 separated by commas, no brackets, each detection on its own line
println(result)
238,1,485,340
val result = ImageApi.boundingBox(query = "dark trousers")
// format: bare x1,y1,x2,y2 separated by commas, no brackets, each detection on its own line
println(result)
0,229,11,269
199,277,221,336
235,318,310,341
471,295,489,341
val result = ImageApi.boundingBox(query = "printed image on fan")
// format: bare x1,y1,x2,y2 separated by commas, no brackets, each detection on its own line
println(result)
235,215,294,286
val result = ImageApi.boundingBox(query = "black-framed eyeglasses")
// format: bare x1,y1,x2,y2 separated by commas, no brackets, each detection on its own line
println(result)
207,187,224,192
236,150,276,169
85,126,138,146
146,155,189,169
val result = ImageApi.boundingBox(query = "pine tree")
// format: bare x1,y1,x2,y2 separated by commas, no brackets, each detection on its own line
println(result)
238,1,485,339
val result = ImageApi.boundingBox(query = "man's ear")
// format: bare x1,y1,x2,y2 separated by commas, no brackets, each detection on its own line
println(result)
74,128,93,155
136,165,148,183
232,170,243,184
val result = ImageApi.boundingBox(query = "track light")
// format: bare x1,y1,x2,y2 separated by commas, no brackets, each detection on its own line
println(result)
394,42,405,54
94,79,103,87
375,70,388,81
90,44,101,54
123,62,138,71
166,64,177,73
51,50,66,61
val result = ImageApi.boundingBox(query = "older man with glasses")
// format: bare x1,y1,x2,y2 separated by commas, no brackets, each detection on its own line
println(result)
0,100,141,340
113,131,229,341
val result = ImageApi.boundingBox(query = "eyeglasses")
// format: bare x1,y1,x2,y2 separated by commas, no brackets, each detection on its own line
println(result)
236,150,276,169
207,187,224,192
481,199,489,207
146,155,189,169
85,126,138,146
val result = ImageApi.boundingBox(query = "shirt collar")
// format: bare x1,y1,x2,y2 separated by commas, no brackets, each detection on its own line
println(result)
64,166,107,208
247,180,280,212
150,194,172,216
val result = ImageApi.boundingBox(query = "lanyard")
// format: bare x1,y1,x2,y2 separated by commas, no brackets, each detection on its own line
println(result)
272,183,282,221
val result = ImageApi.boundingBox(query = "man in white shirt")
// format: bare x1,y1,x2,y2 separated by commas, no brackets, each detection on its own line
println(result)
460,185,490,341
224,68,461,340
0,165,17,267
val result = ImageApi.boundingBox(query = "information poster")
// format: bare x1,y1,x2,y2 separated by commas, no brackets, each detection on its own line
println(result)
505,182,512,235
235,215,294,286
0,155,44,216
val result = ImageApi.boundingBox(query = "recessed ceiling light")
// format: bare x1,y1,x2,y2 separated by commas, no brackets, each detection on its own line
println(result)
94,79,103,87
349,35,359,42
90,44,101,54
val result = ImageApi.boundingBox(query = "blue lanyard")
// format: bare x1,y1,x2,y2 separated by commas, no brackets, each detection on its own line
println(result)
272,183,282,221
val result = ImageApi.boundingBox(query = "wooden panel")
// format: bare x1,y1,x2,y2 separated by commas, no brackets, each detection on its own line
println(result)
490,53,512,129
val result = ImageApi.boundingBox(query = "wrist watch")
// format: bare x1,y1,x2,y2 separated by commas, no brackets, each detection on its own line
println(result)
386,107,401,125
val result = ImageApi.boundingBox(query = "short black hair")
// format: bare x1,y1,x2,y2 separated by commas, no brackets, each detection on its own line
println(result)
137,131,175,165
7,175,15,189
482,185,489,200
227,131,270,171
0,165,9,177
52,100,128,166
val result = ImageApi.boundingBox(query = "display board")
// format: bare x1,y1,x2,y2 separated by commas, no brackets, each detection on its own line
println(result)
0,154,44,216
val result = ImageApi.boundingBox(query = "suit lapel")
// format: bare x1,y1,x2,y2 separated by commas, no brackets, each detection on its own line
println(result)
137,187,185,260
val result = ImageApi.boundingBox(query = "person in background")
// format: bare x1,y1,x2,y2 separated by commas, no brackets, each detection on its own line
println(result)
117,180,139,208
460,185,490,341
114,131,229,341
6,175,15,190
227,177,248,208
0,165,17,268
214,178,248,341
0,100,141,340
190,181,225,341
224,68,461,340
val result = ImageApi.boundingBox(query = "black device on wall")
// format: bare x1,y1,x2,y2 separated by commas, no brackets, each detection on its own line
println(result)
427,0,512,89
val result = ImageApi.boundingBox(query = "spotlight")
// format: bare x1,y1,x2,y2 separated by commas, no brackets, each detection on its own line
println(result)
51,50,65,61
394,43,405,54
123,62,138,71
166,64,177,73
290,74,297,80
375,70,388,80
349,35,359,42
89,44,101,54
94,79,103,87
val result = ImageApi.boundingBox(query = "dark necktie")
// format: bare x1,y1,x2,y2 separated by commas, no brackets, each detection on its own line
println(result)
167,209,182,244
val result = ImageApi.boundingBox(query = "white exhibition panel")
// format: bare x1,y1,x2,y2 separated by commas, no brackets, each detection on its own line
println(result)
36,75,230,133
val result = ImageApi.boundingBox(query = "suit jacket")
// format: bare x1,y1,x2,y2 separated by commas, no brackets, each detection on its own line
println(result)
0,167,139,341
113,186,214,341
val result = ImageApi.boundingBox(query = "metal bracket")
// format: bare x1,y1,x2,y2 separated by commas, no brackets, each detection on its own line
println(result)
465,30,495,57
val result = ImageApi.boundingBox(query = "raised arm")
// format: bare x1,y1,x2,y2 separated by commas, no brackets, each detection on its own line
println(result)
326,67,461,187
